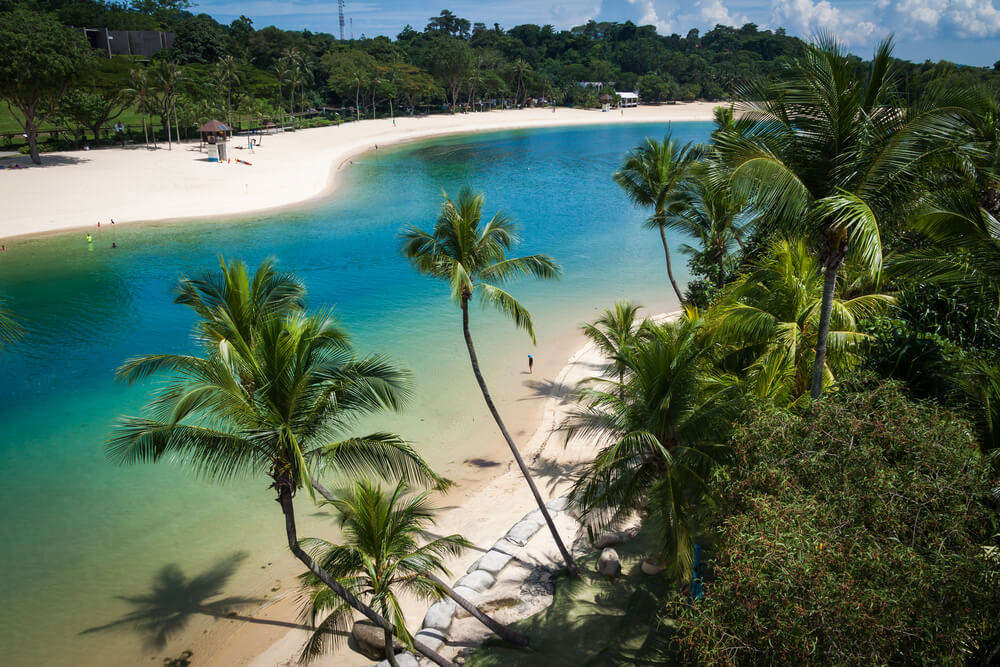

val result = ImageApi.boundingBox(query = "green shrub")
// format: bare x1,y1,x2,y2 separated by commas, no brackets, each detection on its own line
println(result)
670,384,1000,664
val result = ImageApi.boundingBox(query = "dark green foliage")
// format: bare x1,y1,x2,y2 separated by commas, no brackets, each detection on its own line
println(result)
670,384,1000,664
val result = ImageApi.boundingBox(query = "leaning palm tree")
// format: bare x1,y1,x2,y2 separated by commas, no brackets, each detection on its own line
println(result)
107,260,453,667
614,134,700,305
580,301,647,395
713,36,968,398
565,316,731,579
400,188,577,576
708,239,894,404
667,169,750,288
300,480,526,664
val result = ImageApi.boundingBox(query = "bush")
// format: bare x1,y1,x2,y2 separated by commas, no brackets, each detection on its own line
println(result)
670,384,1000,664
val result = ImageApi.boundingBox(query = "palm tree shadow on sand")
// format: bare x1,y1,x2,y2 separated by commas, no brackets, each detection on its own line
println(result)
80,552,266,650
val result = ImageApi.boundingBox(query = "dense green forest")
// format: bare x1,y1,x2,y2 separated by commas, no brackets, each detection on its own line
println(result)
5,0,1000,162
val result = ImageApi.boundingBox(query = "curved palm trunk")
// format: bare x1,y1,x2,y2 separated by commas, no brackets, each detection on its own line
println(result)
383,626,401,667
427,573,529,647
809,254,843,399
309,477,530,648
659,225,685,306
461,297,579,577
275,482,454,667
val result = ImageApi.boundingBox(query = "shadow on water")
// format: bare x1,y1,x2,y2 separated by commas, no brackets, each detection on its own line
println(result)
80,552,271,649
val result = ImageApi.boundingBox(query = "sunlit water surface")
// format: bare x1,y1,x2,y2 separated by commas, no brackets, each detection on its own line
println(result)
0,121,711,665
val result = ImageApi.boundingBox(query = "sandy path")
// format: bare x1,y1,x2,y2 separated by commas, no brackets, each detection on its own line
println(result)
0,104,717,241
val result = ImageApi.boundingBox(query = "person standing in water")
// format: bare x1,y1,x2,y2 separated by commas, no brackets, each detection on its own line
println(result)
528,354,534,374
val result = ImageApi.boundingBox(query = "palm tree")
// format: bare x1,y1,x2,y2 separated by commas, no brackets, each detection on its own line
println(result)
300,480,526,664
667,169,750,288
148,60,182,150
713,36,966,398
565,316,730,579
107,259,453,667
400,188,578,576
708,239,893,404
580,302,647,396
614,134,700,305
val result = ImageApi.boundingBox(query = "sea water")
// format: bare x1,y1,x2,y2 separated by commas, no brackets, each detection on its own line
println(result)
0,121,712,664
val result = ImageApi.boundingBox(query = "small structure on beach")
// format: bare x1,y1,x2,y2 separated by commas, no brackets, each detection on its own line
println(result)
198,119,230,162
616,91,639,108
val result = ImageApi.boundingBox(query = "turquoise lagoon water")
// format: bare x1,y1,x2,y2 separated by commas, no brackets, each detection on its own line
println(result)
0,121,712,665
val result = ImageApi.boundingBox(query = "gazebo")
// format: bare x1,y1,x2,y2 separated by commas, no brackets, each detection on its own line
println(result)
198,119,230,161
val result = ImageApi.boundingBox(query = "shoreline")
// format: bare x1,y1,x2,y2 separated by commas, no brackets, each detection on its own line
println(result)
0,104,718,242
199,310,675,666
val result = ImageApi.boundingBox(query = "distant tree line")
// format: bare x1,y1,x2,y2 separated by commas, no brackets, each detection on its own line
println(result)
4,1,1000,162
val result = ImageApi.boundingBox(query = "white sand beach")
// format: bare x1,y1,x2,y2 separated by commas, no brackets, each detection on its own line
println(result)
0,104,717,240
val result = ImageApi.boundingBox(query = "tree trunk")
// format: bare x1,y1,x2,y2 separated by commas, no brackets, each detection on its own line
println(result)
165,107,172,150
308,476,530,648
383,626,400,667
659,225,685,306
25,117,41,164
809,254,843,399
275,480,454,667
427,573,529,647
460,296,578,577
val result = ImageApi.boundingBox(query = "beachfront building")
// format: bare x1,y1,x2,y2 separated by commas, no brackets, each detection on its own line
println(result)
617,91,639,107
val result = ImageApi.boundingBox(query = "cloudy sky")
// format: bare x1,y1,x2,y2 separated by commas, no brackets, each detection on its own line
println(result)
196,0,1000,66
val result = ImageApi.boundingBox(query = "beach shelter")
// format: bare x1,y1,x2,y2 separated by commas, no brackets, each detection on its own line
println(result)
198,119,230,162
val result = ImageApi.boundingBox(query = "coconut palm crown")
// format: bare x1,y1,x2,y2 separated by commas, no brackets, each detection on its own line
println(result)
400,187,560,342
299,480,469,664
713,36,968,398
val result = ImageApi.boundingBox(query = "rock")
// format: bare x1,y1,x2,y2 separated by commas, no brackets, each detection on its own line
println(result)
421,600,455,632
505,518,543,546
450,585,481,618
414,628,446,653
351,620,404,660
455,569,495,593
545,496,569,512
468,549,514,575
524,508,544,524
375,652,419,667
593,531,622,548
641,557,666,575
597,548,621,577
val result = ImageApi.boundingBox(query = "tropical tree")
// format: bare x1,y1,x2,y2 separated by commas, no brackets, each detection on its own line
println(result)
400,188,578,576
713,37,965,398
565,316,731,579
614,134,701,305
300,480,526,664
708,240,894,405
667,169,750,288
708,239,893,404
148,60,183,149
580,301,648,395
0,8,91,163
107,259,453,666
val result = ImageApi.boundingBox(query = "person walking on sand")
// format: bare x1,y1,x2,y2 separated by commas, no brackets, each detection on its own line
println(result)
528,354,534,374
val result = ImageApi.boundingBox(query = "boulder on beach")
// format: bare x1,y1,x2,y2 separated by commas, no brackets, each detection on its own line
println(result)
451,585,481,618
597,548,621,577
351,620,404,660
641,556,667,575
456,569,496,592
421,599,455,632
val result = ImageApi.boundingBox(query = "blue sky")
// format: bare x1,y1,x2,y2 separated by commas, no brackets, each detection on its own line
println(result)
195,0,1000,66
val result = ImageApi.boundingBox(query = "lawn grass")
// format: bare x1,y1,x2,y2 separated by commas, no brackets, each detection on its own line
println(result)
464,525,679,666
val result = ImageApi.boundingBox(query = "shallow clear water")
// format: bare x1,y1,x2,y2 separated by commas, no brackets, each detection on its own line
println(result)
0,121,711,665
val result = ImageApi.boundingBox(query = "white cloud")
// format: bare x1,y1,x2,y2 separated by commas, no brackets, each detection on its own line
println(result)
688,0,747,27
880,0,1000,38
770,0,879,43
626,0,677,33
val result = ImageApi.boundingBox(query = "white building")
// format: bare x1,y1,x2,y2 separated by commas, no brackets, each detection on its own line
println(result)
617,91,639,107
